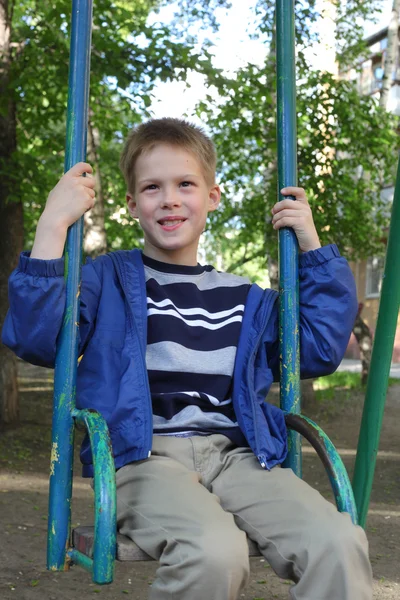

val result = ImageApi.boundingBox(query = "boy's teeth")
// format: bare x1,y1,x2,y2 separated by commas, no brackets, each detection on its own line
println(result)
161,220,183,226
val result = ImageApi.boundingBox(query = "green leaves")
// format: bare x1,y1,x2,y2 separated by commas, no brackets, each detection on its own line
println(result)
197,3,397,276
6,0,396,268
7,0,222,251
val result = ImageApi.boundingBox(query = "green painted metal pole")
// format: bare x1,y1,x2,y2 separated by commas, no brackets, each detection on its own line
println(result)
276,0,301,476
47,0,93,573
352,158,400,527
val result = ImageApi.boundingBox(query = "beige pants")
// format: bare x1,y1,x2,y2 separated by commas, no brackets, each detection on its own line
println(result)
116,434,372,600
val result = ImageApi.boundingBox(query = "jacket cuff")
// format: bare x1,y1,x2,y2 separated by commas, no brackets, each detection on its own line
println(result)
299,244,340,268
18,251,65,277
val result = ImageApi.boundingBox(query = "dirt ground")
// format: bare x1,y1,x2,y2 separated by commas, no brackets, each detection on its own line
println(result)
0,361,399,600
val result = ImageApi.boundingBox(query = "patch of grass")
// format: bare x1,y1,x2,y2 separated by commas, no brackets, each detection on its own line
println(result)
313,371,398,403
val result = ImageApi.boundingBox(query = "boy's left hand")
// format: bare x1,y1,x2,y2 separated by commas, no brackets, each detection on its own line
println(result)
271,187,321,253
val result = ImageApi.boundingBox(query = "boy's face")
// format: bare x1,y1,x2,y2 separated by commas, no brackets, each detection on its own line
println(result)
126,143,220,265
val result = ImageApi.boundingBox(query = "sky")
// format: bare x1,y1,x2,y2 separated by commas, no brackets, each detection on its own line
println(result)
147,0,394,124
148,0,262,123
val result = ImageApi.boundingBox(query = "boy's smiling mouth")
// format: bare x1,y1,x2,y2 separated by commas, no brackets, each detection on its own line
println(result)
158,216,187,230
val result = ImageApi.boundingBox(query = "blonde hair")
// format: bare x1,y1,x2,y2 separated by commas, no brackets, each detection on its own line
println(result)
120,118,217,192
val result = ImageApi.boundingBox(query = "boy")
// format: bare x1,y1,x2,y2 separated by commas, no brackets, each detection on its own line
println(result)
2,118,372,599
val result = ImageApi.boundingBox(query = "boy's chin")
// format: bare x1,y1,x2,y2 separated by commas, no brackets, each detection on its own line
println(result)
144,240,199,264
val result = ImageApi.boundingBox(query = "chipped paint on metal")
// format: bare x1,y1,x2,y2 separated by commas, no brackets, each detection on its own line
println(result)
68,548,93,573
276,0,301,476
50,442,59,476
63,306,73,327
285,413,358,524
47,0,94,576
72,408,116,584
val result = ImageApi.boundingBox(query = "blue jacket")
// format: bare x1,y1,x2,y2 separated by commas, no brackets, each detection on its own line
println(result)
2,244,357,477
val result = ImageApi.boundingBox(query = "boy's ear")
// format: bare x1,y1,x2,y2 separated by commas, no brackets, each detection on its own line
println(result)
126,192,138,218
208,184,221,213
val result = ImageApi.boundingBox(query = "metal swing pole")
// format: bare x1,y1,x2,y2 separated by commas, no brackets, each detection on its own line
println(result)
352,158,400,527
276,0,301,475
47,0,116,583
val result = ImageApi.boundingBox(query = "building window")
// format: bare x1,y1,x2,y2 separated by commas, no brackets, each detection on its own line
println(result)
373,65,384,90
366,257,384,298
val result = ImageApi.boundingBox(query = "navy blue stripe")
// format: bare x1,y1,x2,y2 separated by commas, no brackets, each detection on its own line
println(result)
148,370,232,400
147,318,243,351
147,305,244,324
148,370,232,397
147,280,250,310
143,253,212,275
152,393,236,420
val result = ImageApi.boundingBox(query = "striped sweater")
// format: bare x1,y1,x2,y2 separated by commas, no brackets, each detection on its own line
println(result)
143,254,251,446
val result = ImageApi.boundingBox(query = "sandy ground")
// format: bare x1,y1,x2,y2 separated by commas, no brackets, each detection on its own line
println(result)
0,361,399,599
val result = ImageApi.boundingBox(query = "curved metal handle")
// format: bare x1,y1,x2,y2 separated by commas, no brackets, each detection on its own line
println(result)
68,409,116,584
285,413,358,525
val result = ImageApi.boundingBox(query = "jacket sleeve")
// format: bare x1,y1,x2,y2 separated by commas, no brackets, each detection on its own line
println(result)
1,251,102,368
265,244,358,381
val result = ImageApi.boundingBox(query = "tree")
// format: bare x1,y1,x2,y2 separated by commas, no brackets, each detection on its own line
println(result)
0,0,24,425
380,0,400,109
195,2,396,270
353,303,373,385
198,67,396,276
83,117,107,258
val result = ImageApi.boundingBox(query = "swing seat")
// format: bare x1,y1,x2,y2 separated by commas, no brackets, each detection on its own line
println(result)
71,413,357,565
72,525,261,561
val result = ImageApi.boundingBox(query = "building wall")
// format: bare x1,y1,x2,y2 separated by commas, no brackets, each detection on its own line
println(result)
347,260,400,362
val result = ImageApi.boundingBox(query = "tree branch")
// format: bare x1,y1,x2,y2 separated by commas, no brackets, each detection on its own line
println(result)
226,249,265,273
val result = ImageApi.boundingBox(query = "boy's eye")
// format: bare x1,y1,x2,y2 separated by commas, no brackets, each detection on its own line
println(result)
180,181,193,187
144,184,158,191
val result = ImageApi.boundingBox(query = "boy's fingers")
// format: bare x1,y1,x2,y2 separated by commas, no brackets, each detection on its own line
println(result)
272,199,307,214
81,175,96,189
280,187,307,201
272,208,305,222
68,162,93,177
280,186,305,194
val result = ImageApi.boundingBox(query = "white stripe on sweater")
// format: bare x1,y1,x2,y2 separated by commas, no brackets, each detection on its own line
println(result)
147,297,245,320
147,308,243,330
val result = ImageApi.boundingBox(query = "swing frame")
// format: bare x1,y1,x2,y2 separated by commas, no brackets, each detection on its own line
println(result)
46,0,400,585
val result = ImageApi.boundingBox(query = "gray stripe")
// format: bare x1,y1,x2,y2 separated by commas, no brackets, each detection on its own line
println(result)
144,266,249,290
153,405,237,431
146,342,237,376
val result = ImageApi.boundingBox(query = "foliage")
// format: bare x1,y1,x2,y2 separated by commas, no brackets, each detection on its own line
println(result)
7,0,223,250
5,0,398,264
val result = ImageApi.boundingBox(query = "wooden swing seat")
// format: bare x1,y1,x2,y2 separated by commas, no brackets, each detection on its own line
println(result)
72,526,261,562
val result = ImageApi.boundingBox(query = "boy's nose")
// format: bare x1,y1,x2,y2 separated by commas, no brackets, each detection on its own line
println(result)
162,190,181,208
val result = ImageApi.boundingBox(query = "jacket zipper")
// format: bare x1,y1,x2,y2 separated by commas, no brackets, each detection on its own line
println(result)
247,327,267,469
110,252,153,458
245,292,276,470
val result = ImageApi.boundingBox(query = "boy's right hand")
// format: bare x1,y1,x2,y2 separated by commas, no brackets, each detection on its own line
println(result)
41,162,96,231
31,162,96,260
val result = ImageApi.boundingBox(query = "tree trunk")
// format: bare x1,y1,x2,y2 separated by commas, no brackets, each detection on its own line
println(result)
352,304,373,385
380,0,400,109
0,0,23,426
301,378,318,414
83,117,107,257
267,255,279,291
